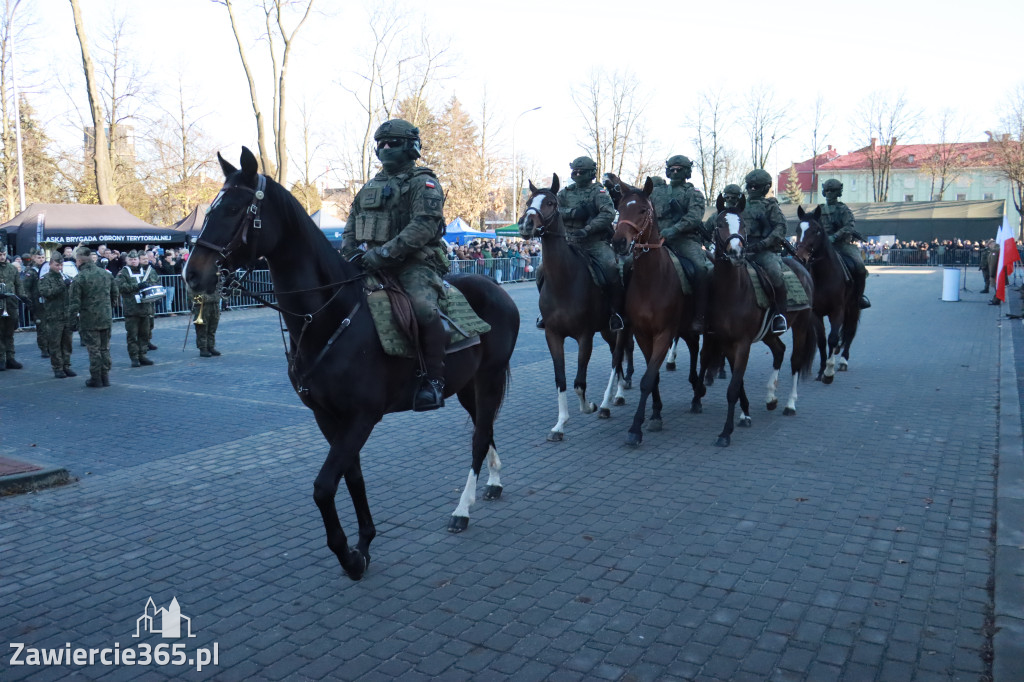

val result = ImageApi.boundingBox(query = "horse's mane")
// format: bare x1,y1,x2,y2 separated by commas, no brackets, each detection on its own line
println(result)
260,174,346,272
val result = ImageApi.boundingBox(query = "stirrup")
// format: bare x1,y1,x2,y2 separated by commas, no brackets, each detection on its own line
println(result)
413,378,445,412
608,313,625,332
535,315,545,329
771,314,788,334
859,295,871,309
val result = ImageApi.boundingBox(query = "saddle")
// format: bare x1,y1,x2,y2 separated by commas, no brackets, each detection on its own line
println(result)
365,273,491,359
664,245,695,295
745,260,811,311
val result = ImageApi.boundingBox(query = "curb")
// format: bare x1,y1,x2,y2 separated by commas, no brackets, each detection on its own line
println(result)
994,297,1024,682
0,466,73,496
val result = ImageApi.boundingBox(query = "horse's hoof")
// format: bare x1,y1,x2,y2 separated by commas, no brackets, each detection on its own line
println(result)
483,485,503,501
341,548,368,581
738,416,752,427
715,435,731,447
613,397,626,406
704,376,716,387
448,516,469,533
547,431,564,442
766,399,778,411
582,402,597,414
623,379,632,390
625,432,642,447
690,401,703,414
649,419,663,432
783,407,796,416
717,368,727,379
822,375,834,385
838,364,848,372
598,407,611,419
666,362,676,371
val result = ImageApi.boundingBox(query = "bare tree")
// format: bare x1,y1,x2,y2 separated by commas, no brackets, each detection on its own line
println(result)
741,84,792,170
919,108,968,200
69,0,115,204
806,94,832,204
288,98,324,213
572,67,650,179
992,84,1024,235
853,89,920,202
687,88,737,201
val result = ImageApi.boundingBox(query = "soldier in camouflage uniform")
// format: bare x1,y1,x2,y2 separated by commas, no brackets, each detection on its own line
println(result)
0,244,24,370
342,119,450,411
38,253,77,378
189,284,222,357
741,169,789,334
819,179,871,309
554,156,623,331
20,249,48,358
652,155,710,332
116,250,158,367
68,246,118,387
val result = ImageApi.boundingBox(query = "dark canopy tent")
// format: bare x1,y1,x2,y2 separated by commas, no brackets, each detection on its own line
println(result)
169,204,211,239
0,203,187,255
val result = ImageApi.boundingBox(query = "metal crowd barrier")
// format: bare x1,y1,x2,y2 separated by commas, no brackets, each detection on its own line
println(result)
447,256,541,283
864,248,987,267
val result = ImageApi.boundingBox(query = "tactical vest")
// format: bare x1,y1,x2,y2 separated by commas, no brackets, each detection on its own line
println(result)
352,168,442,245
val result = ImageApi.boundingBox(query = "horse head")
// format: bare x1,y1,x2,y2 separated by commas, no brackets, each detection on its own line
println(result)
518,173,562,239
610,175,659,257
602,173,624,209
713,193,747,261
186,147,280,294
795,205,825,263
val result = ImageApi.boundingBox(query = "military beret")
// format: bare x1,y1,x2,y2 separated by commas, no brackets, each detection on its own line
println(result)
28,247,40,256
126,250,140,259
20,253,30,261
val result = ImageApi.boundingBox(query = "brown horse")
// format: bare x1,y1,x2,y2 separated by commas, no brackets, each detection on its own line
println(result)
794,205,862,383
702,196,817,446
608,175,706,447
519,174,627,441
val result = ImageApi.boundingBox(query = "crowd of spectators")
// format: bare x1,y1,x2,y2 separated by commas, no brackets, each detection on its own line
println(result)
855,238,1024,266
446,238,542,282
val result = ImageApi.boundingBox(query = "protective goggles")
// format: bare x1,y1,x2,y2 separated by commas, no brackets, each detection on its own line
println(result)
376,138,406,150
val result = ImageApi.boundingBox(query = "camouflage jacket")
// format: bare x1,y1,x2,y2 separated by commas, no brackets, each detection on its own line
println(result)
343,164,447,272
819,201,857,245
741,197,787,256
20,265,40,311
556,182,615,242
0,261,23,317
651,182,706,244
68,260,117,330
38,270,71,324
116,265,159,317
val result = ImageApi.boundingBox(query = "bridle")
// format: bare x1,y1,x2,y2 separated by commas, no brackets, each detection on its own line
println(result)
713,210,747,265
521,190,563,238
194,174,267,265
795,221,829,266
617,197,662,255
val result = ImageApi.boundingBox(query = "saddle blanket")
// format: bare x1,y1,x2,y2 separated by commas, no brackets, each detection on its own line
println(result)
366,277,491,358
665,249,695,296
748,263,810,311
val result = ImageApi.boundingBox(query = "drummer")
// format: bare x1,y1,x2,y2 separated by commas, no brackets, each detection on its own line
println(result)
115,249,159,367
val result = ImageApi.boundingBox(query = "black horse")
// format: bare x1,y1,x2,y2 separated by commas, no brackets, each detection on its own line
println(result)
185,148,520,581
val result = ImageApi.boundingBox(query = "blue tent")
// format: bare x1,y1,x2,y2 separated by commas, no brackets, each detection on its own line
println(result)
443,217,494,245
310,210,346,247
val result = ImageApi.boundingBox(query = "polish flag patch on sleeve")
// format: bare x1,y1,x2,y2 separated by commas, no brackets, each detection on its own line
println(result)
425,180,436,189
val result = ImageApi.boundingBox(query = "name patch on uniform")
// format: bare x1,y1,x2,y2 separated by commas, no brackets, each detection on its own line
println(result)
425,181,436,189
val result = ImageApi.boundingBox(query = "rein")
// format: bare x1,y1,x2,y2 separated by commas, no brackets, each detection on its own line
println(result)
618,204,663,254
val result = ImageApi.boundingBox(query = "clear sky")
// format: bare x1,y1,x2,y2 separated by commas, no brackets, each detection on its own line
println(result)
18,0,1024,191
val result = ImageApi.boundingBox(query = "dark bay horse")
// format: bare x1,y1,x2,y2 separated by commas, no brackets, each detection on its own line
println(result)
702,196,817,446
794,205,861,383
185,148,520,581
608,175,706,447
519,174,627,442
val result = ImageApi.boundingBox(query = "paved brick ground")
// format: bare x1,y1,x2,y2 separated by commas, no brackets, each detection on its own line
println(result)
0,267,1016,680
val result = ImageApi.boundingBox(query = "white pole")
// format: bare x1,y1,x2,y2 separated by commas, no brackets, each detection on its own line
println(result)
9,0,26,212
511,106,541,221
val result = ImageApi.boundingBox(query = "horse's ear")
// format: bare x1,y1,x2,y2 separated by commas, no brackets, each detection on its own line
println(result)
797,205,807,220
716,194,725,213
812,205,822,221
736,195,746,212
550,173,560,194
528,180,538,195
642,176,654,196
239,147,259,178
218,152,237,178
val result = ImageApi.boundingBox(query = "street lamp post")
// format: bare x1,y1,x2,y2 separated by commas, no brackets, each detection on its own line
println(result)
511,106,541,221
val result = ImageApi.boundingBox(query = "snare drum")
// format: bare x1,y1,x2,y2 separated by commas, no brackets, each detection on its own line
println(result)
136,285,167,303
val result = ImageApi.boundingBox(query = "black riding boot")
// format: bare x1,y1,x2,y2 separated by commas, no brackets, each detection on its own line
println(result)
607,278,626,332
413,318,447,412
856,276,871,309
771,286,788,334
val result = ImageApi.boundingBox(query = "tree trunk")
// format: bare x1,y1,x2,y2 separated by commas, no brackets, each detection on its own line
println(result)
69,0,115,204
223,0,275,178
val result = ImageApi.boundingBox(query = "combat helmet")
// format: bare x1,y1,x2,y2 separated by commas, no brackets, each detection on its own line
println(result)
822,178,843,192
373,119,421,160
666,155,692,168
569,156,597,171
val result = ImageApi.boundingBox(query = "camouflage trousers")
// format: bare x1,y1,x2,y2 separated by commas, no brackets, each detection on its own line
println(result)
835,242,867,280
396,263,444,325
35,313,47,353
44,323,73,372
80,328,112,378
749,251,786,295
0,315,17,361
667,238,712,286
577,240,622,289
124,315,154,360
193,304,221,351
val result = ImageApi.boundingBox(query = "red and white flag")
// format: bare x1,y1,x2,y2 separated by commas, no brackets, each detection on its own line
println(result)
995,216,1021,302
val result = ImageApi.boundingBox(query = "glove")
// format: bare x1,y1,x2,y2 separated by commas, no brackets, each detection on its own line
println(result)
567,228,586,241
668,199,684,219
361,246,390,272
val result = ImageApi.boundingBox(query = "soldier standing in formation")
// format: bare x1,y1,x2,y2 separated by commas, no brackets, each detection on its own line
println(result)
191,286,222,357
553,156,623,331
651,155,710,332
68,246,118,387
740,169,789,334
20,249,48,358
819,178,871,309
38,254,77,378
116,250,158,367
0,244,24,370
342,118,450,411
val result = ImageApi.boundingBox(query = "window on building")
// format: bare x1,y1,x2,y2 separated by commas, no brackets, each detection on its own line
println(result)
907,154,915,163
904,194,914,202
983,192,994,200
932,194,942,201
956,193,967,201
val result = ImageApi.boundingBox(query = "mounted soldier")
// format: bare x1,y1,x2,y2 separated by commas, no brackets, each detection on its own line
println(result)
342,118,450,411
740,169,789,334
819,178,871,309
651,154,709,332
